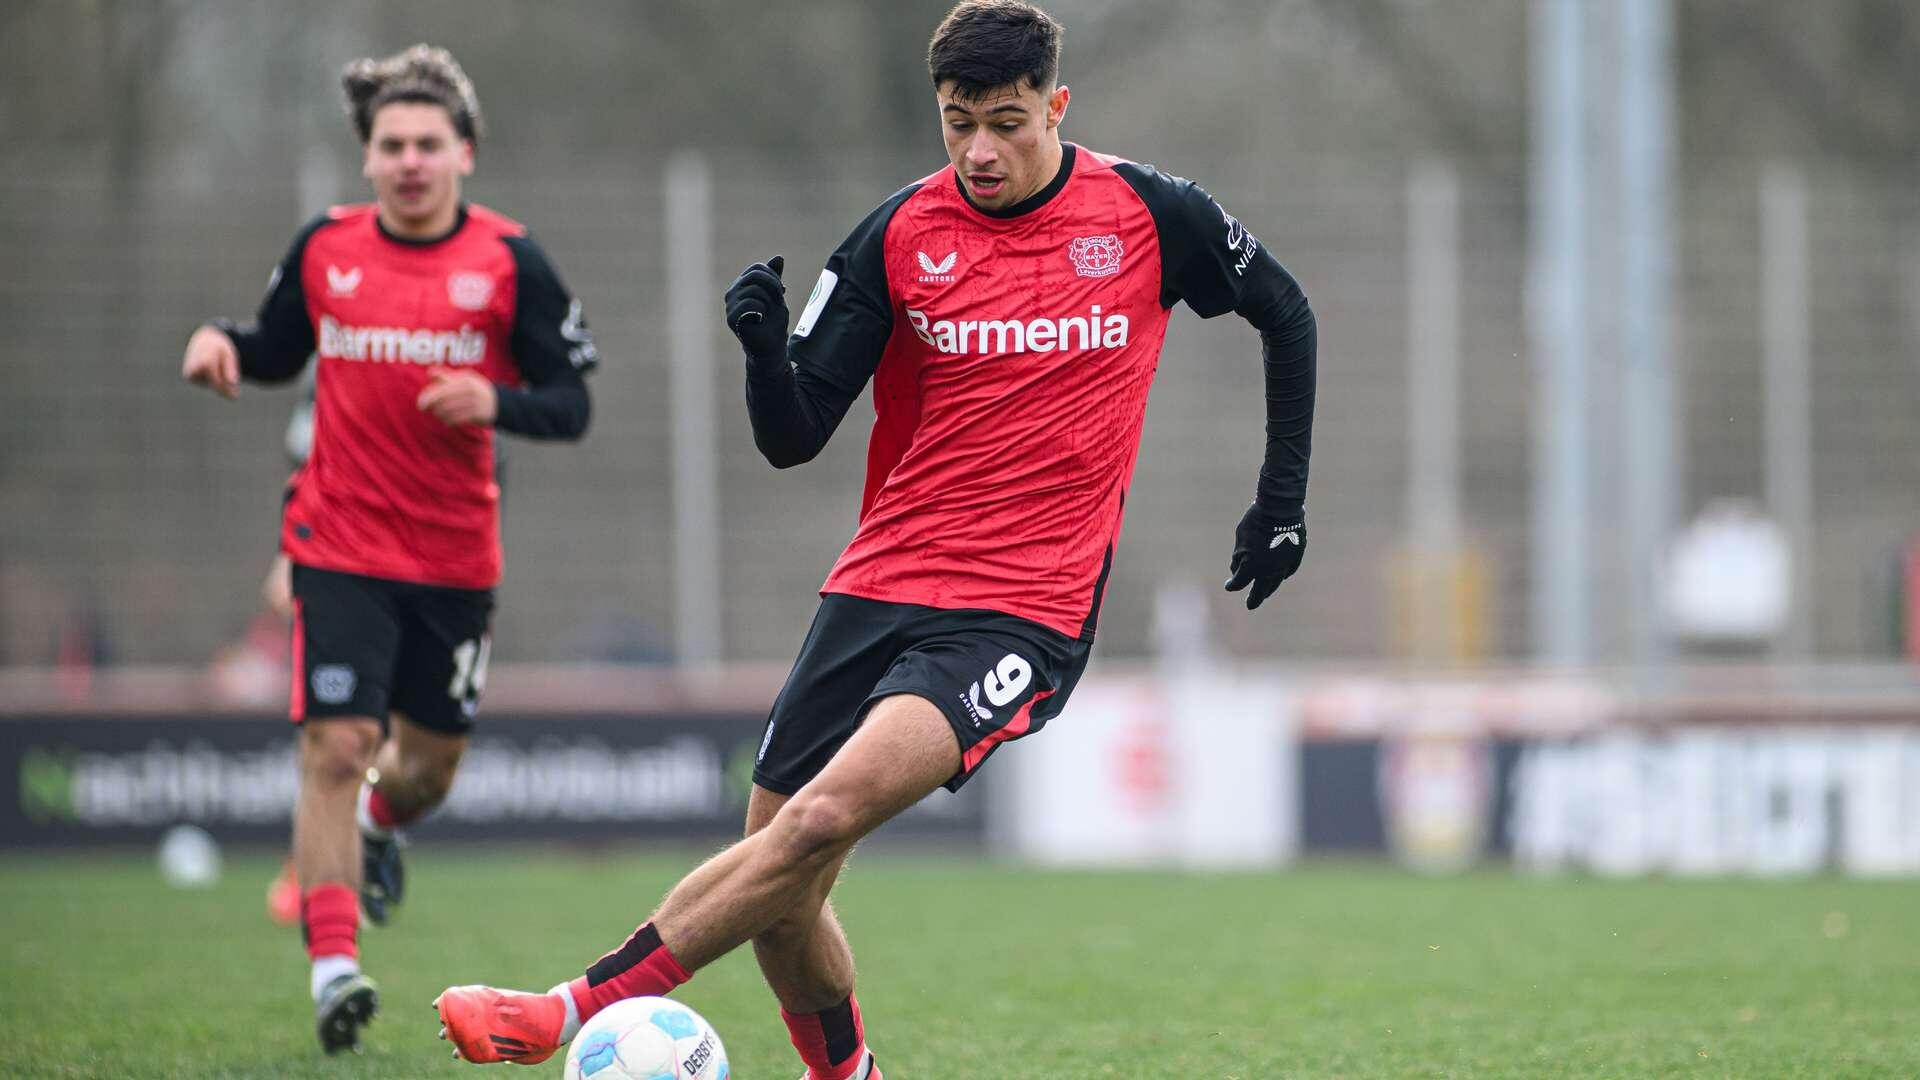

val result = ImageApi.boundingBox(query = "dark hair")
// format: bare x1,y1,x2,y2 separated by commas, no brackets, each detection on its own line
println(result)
927,0,1063,101
341,44,483,145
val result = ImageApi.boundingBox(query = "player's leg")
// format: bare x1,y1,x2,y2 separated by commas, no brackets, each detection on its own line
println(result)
368,713,467,823
435,693,956,1065
750,599,894,1080
294,716,384,1051
747,785,852,1007
739,609,1089,1078
358,716,468,923
746,784,877,1080
360,583,491,922
289,564,403,1052
658,692,955,964
263,554,302,927
292,715,380,927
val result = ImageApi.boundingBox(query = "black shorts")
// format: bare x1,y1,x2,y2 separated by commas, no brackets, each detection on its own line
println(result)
290,564,495,735
753,594,1093,794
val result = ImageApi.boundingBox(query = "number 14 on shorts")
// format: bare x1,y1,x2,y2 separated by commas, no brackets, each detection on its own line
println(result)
449,636,491,713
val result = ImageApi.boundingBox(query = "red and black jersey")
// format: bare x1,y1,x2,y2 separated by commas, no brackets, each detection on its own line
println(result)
219,203,598,590
746,144,1315,640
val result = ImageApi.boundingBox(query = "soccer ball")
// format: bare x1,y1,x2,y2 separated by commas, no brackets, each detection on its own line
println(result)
564,996,729,1080
156,824,222,888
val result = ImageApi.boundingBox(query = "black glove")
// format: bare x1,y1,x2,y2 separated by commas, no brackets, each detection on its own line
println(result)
1223,504,1305,610
724,255,788,362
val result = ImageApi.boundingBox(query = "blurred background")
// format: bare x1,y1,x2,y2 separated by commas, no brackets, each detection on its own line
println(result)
3,0,1919,876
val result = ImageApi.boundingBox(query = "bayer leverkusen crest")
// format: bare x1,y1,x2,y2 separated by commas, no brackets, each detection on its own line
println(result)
1067,234,1124,278
447,271,494,312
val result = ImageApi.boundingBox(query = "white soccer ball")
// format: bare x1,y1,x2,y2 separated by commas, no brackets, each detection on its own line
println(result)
156,824,222,888
564,996,729,1080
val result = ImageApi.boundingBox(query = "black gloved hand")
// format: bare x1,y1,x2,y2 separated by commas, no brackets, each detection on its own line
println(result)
724,255,788,362
1223,504,1306,610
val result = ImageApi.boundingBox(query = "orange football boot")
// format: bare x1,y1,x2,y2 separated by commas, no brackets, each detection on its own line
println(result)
433,985,567,1065
265,859,300,926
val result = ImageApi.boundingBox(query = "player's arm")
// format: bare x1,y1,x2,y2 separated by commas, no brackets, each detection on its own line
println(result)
724,186,919,468
1117,165,1318,609
462,233,597,440
184,215,326,397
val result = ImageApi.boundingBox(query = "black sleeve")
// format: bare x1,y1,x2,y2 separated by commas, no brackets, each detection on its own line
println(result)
1115,163,1317,518
498,233,596,441
745,183,920,468
212,214,327,384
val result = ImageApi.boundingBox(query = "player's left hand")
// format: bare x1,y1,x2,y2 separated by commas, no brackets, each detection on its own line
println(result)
724,254,788,360
417,370,498,427
1223,504,1305,610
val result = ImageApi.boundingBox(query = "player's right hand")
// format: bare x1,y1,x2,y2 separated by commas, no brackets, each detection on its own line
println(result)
182,325,242,400
724,255,788,360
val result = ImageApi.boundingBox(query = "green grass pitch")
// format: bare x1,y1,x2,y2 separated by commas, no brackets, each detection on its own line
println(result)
3,850,1915,1077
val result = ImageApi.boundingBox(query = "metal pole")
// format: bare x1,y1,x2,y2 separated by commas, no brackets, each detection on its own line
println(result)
1618,0,1679,668
1408,160,1462,662
1529,0,1591,664
1762,163,1814,659
666,153,722,664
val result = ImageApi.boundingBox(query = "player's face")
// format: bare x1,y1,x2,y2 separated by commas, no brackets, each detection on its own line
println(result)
938,80,1070,211
363,102,474,237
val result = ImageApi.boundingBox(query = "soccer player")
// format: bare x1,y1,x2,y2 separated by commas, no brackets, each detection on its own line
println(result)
433,3,1314,1075
180,44,598,1054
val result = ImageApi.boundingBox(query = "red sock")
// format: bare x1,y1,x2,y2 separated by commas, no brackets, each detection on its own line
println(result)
783,994,866,1080
301,882,359,961
566,922,692,1022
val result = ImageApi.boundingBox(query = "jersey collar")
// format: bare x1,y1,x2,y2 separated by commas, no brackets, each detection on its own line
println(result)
955,143,1077,220
376,203,470,247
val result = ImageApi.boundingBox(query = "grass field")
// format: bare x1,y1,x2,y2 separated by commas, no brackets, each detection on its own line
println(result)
3,850,1916,1078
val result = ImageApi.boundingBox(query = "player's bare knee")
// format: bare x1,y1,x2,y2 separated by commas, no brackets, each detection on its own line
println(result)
773,790,863,865
301,721,378,788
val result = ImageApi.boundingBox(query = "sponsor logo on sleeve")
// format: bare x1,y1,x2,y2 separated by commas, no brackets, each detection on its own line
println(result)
1223,212,1259,276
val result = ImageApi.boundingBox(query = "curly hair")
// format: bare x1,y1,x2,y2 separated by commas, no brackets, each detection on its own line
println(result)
341,44,483,145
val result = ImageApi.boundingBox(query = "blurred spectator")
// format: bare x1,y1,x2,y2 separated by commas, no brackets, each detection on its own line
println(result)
54,600,113,704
